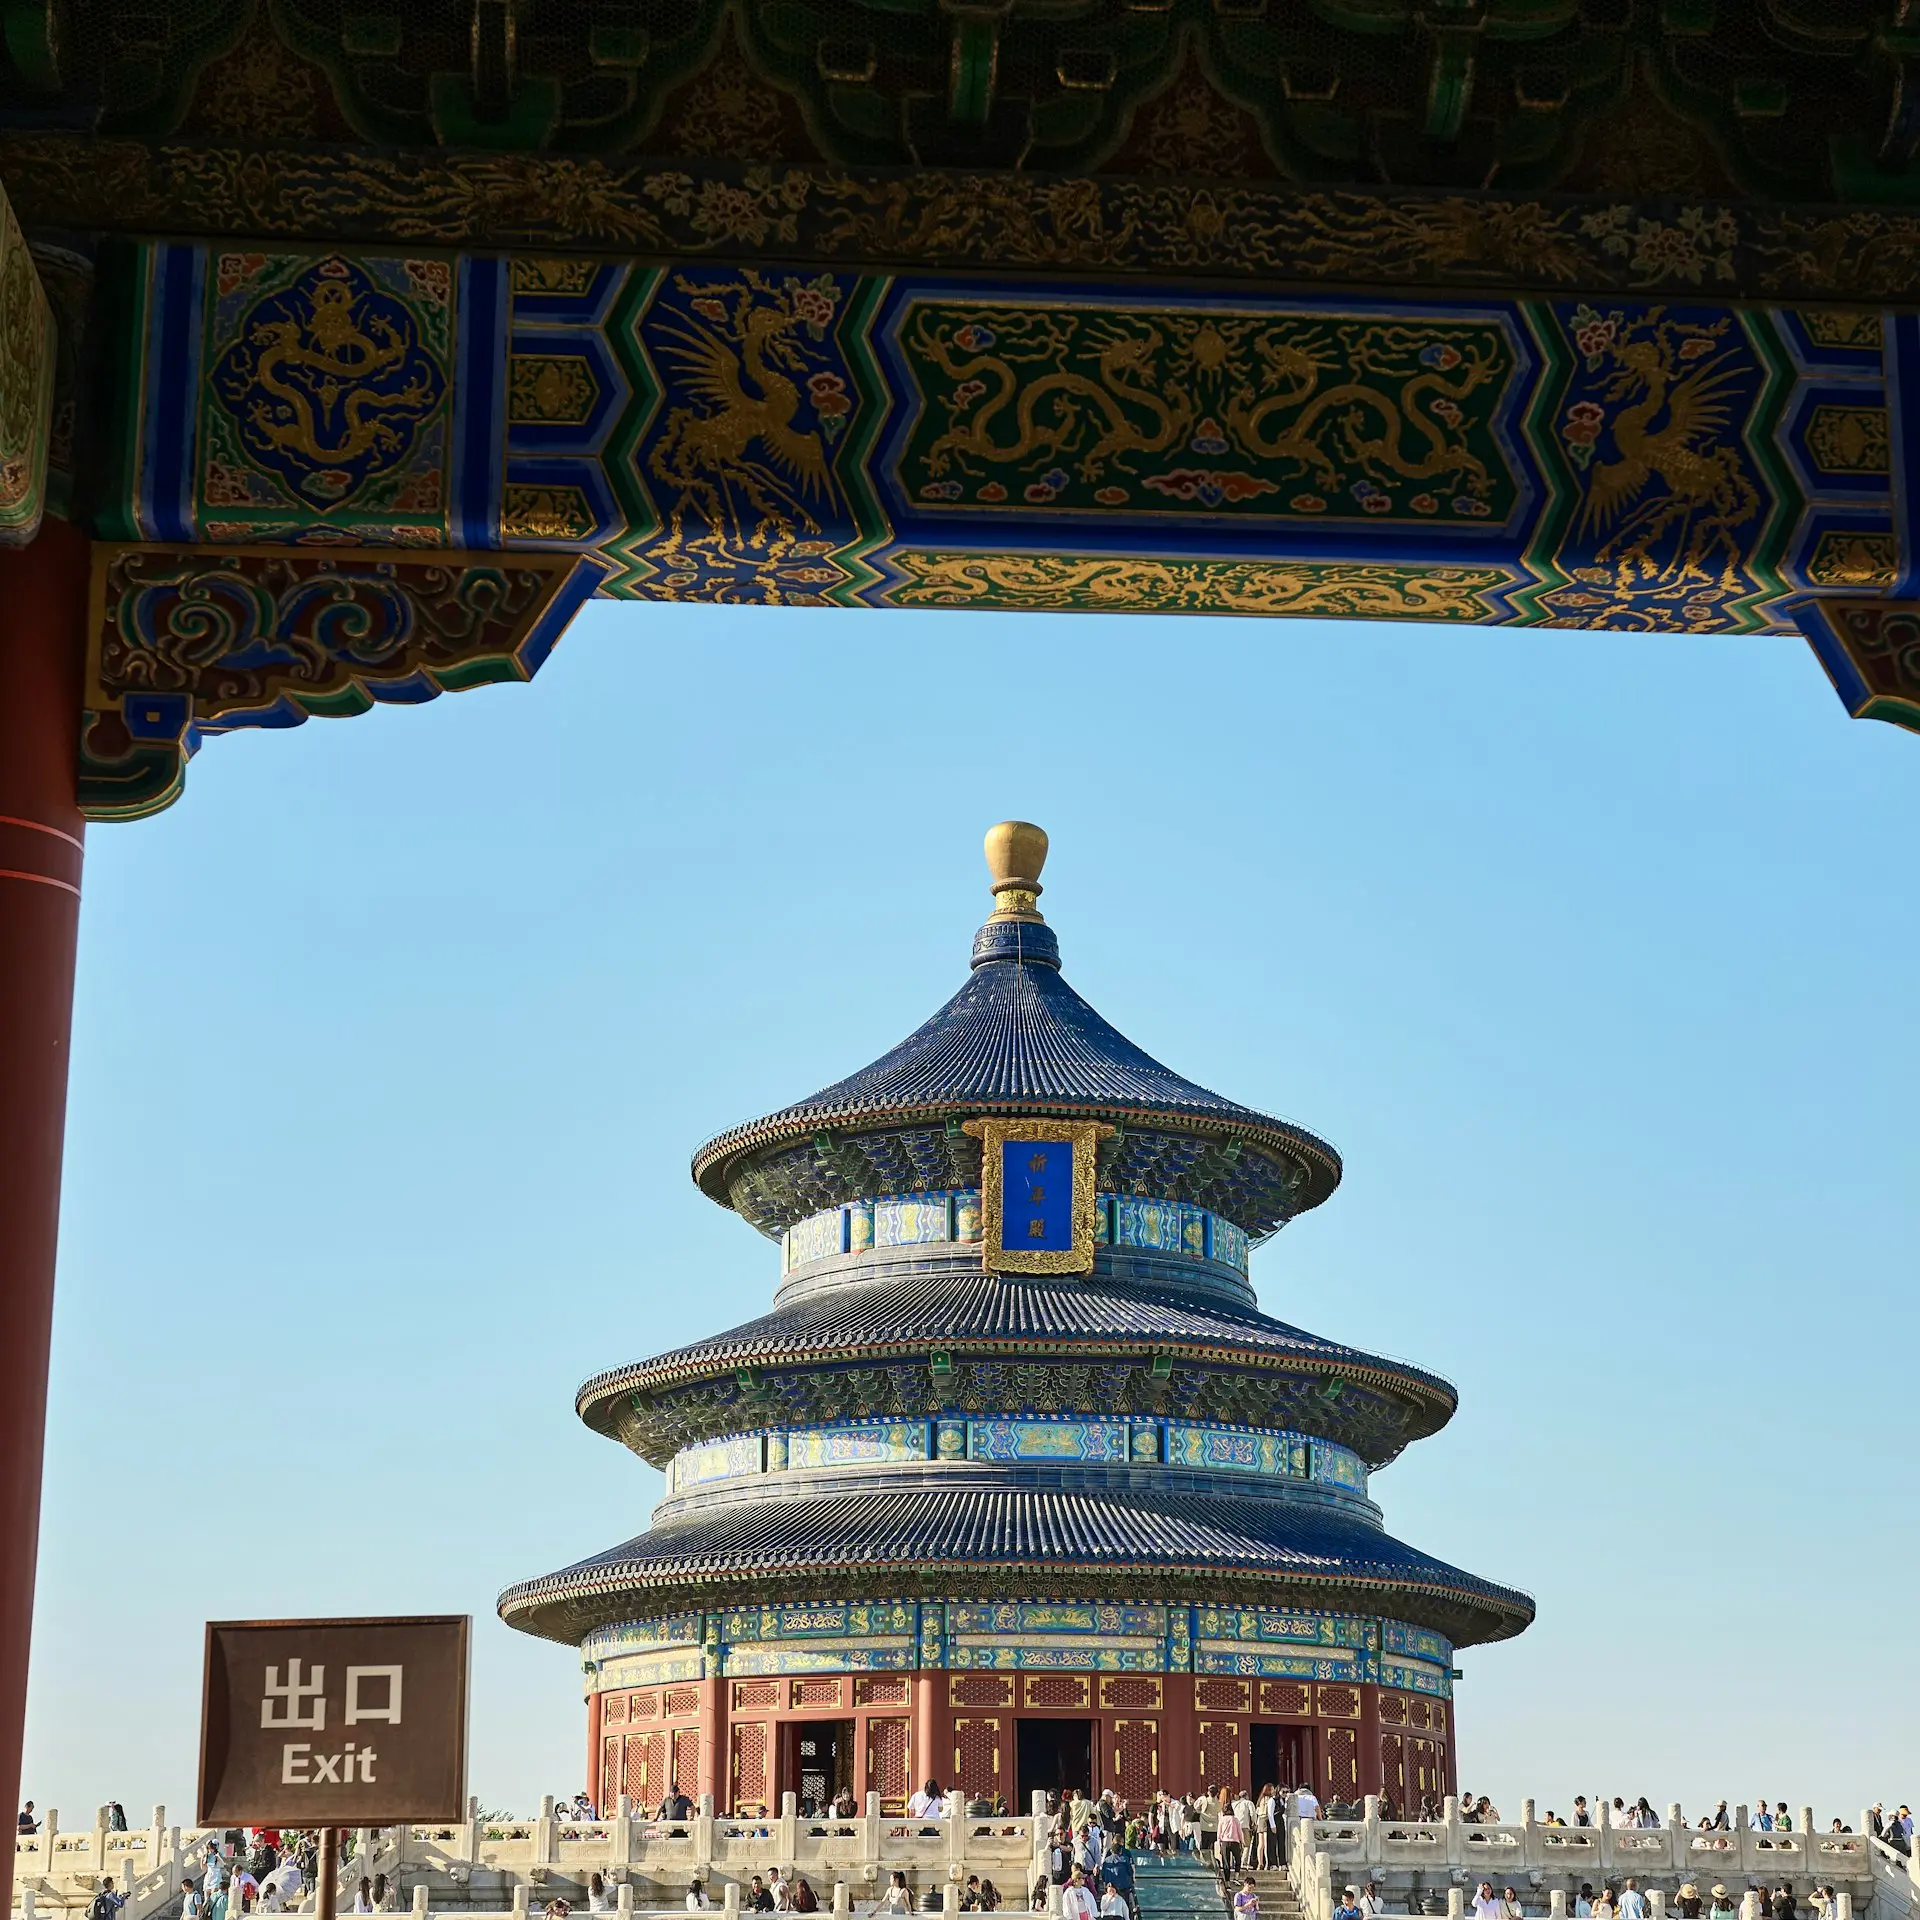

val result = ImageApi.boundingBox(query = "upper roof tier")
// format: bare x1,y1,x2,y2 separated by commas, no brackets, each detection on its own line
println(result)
694,824,1342,1240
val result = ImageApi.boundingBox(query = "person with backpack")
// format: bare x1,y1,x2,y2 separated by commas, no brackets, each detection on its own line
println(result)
89,1877,129,1920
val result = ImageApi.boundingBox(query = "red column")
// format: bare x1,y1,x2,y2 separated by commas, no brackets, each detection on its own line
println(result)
0,517,89,1920
586,1687,605,1812
912,1672,940,1798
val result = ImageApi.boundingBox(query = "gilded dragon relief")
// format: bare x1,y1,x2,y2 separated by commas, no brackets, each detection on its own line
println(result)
894,302,1521,525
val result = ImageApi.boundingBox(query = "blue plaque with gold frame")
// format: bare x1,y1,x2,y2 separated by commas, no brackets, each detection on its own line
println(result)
964,1117,1108,1274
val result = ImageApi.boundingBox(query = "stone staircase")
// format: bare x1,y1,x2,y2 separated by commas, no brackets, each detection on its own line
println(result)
1132,1854,1307,1920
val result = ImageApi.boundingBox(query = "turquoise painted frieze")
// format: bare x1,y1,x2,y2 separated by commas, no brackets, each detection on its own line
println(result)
1311,1440,1369,1490
583,1601,1448,1690
780,1189,1253,1273
874,1194,959,1248
1166,1424,1309,1478
968,1418,1129,1463
786,1420,931,1470
673,1432,764,1489
665,1416,1363,1491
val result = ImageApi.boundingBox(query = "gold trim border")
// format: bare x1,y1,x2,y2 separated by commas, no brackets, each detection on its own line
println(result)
964,1117,1110,1275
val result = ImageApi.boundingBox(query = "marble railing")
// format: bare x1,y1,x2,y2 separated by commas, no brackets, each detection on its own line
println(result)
11,1797,1049,1917
1286,1801,1913,1920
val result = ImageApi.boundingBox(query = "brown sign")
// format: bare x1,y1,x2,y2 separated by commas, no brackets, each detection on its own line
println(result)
199,1616,469,1825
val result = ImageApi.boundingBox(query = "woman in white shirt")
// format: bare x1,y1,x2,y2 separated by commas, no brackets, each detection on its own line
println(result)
588,1875,613,1913
686,1882,710,1911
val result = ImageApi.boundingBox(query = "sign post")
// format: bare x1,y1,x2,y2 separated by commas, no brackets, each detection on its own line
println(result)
198,1616,470,1920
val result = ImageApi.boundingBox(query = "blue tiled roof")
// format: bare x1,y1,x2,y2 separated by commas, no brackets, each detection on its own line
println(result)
577,1267,1457,1467
693,933,1341,1220
497,1484,1534,1647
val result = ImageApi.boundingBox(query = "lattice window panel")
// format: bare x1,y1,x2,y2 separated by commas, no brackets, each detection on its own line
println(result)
1196,1677,1251,1713
1325,1726,1358,1800
733,1679,780,1710
1100,1677,1161,1711
631,1690,660,1720
671,1728,702,1798
1197,1720,1241,1787
856,1675,910,1708
1407,1698,1431,1730
1112,1718,1158,1802
603,1693,629,1727
1377,1693,1408,1726
731,1722,771,1808
793,1678,845,1710
601,1737,621,1816
1379,1733,1406,1812
950,1674,1014,1709
1024,1675,1090,1709
953,1716,1002,1802
1316,1685,1360,1720
1431,1703,1448,1735
666,1687,702,1718
867,1716,911,1811
1260,1681,1310,1717
1407,1736,1440,1802
627,1732,667,1806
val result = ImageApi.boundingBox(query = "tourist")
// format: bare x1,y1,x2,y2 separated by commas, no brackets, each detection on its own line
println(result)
1217,1798,1245,1878
686,1882,709,1910
1754,1804,1773,1834
543,1899,572,1920
1572,1801,1593,1830
1500,1889,1525,1920
1032,1877,1053,1913
1774,1887,1797,1920
978,1882,1001,1914
1591,1888,1616,1920
1574,1885,1594,1917
748,1875,774,1911
1773,1807,1792,1833
794,1882,819,1915
1708,1890,1736,1920
107,1803,128,1833
1544,1813,1565,1829
182,1879,204,1920
1619,1879,1646,1920
1829,1821,1849,1835
17,1802,37,1834
1634,1801,1658,1830
1062,1868,1099,1920
1196,1789,1219,1859
1360,1886,1385,1919
588,1873,612,1913
873,1872,912,1917
1293,1785,1320,1823
87,1875,128,1920
1098,1879,1129,1920
1610,1801,1631,1831
1234,1876,1260,1920
833,1790,857,1819
1470,1883,1500,1920
1755,1888,1774,1918
1333,1888,1360,1920
1677,1886,1702,1918
1710,1805,1731,1832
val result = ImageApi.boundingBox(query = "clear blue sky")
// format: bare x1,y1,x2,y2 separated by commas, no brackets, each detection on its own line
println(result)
23,603,1919,1831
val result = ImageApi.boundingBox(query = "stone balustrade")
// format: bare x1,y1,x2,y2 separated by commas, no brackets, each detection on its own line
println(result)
1286,1801,1917,1920
11,1796,1049,1918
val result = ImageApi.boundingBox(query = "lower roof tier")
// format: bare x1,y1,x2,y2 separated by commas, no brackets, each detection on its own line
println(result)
497,1483,1534,1649
580,1255,1458,1469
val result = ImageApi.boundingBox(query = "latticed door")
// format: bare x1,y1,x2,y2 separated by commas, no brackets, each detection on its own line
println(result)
1197,1720,1241,1789
627,1731,667,1807
671,1728,702,1799
1112,1719,1158,1802
731,1722,771,1810
1379,1733,1406,1813
1324,1726,1358,1801
953,1716,1002,1804
601,1737,621,1816
867,1716,911,1811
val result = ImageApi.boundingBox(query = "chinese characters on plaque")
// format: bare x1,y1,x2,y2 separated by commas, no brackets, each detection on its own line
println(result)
965,1118,1106,1274
199,1616,469,1824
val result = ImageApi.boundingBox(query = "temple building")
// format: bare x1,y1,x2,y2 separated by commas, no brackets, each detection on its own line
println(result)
499,823,1532,1817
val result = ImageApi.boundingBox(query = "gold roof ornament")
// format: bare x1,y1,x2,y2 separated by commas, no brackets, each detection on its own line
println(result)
983,819,1048,924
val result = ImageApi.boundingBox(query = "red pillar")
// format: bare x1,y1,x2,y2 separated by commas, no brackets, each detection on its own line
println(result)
912,1672,940,1798
586,1687,605,1812
0,517,89,1920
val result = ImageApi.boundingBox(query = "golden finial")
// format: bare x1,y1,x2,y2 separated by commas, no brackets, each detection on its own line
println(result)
983,820,1048,923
